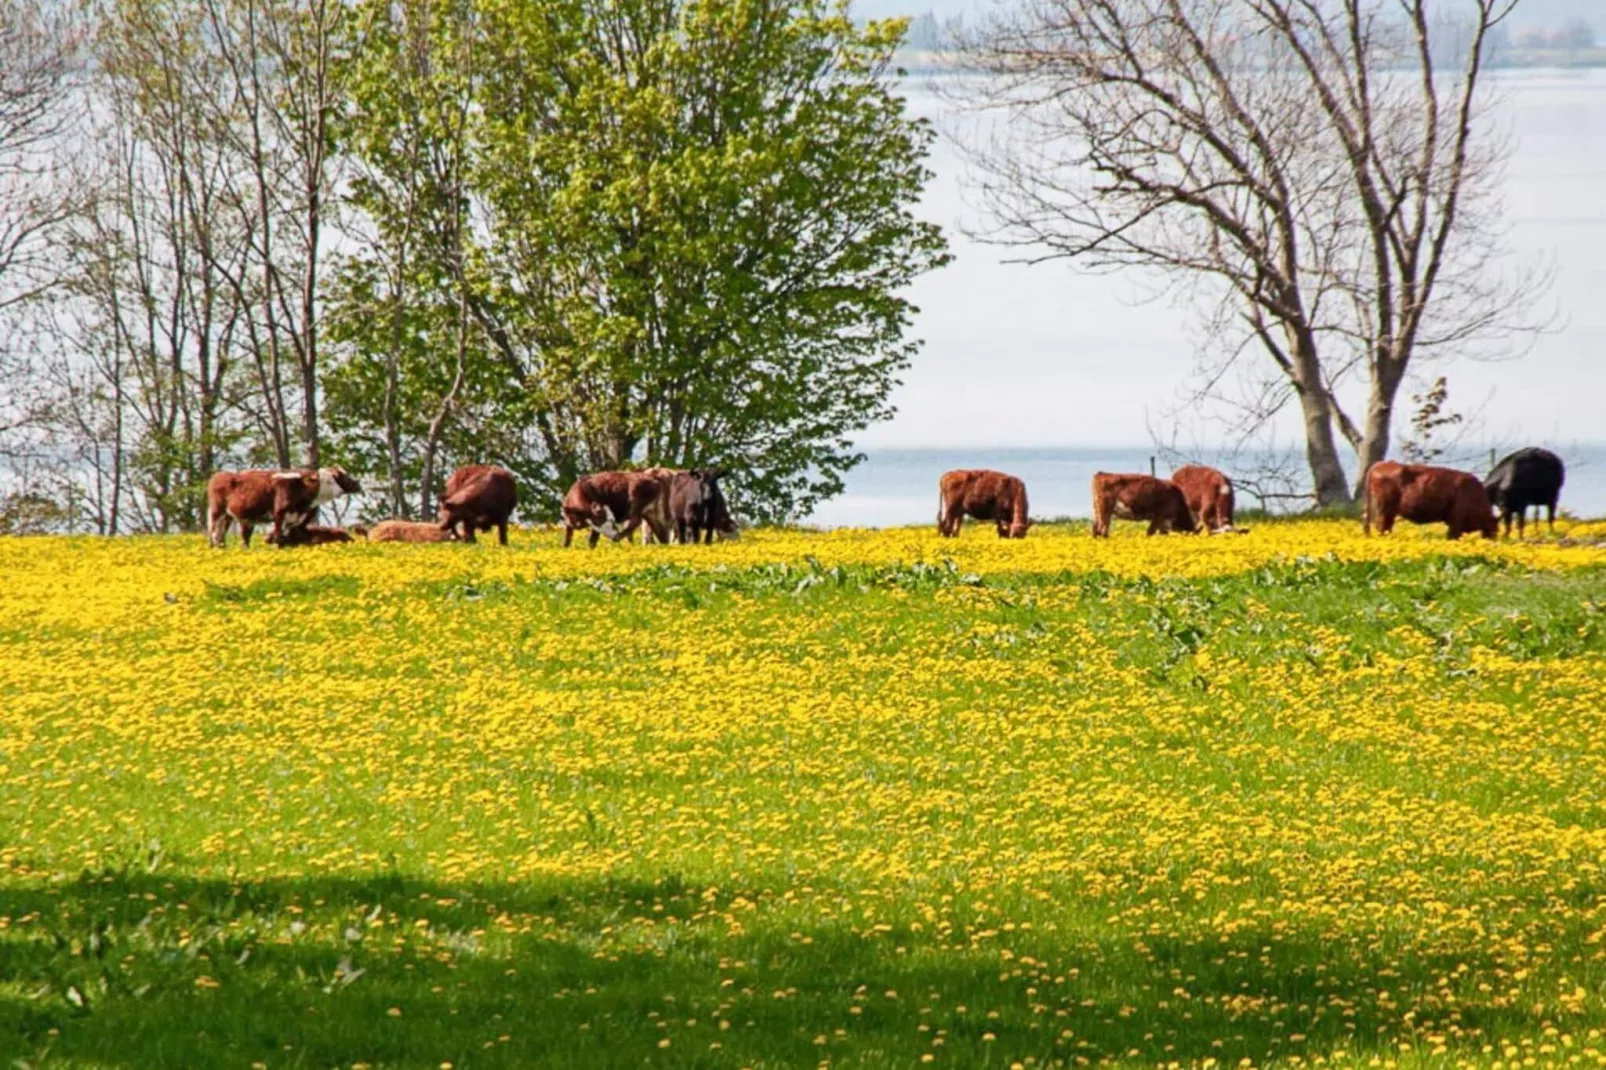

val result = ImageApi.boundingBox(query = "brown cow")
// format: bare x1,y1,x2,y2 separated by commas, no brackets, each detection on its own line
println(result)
1090,473,1198,537
1363,461,1498,540
266,523,356,547
206,466,362,548
1171,464,1236,533
937,469,1030,539
367,519,460,543
561,471,669,547
438,465,518,545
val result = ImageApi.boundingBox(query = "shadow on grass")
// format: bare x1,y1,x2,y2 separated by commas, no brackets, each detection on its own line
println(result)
0,869,1569,1069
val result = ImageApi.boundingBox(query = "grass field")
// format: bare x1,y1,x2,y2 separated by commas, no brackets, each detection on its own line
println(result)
3,519,1606,1069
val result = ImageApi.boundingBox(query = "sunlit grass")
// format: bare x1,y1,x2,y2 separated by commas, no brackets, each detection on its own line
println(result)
2,520,1604,1068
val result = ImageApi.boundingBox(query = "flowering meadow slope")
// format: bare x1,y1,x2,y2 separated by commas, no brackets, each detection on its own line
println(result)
2,520,1605,1068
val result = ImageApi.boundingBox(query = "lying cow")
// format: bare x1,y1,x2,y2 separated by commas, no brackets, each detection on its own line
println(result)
937,469,1030,539
561,470,669,547
1171,464,1236,533
1484,447,1565,538
206,466,362,548
1363,461,1497,540
668,469,739,544
266,523,357,547
1090,472,1197,537
439,464,518,544
367,519,460,543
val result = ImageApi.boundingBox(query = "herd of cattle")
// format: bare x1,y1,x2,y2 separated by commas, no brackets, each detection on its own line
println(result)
203,463,736,548
200,446,1567,549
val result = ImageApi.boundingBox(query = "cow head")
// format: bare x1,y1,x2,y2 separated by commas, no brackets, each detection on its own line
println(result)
702,470,740,539
316,465,362,504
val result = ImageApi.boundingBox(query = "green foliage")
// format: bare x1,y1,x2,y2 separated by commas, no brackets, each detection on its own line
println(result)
327,0,948,521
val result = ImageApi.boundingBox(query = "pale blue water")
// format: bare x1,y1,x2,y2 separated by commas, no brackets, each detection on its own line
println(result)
804,446,1606,527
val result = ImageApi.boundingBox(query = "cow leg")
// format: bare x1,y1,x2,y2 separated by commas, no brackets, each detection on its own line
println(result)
588,527,601,548
563,524,575,548
211,509,232,548
1547,501,1557,533
240,521,254,548
1517,508,1527,540
498,521,509,546
461,522,477,544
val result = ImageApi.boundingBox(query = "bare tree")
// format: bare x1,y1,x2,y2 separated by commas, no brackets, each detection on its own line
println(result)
952,0,1545,505
199,0,355,469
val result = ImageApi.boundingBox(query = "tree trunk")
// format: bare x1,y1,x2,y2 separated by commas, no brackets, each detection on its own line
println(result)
1353,356,1406,498
1286,326,1352,507
300,358,318,468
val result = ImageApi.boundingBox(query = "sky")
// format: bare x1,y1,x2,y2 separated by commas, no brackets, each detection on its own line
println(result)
855,69,1606,452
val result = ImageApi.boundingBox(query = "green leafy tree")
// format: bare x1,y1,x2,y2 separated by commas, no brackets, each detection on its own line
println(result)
329,0,947,521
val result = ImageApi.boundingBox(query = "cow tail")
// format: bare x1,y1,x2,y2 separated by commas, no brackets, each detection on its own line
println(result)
1012,482,1029,536
936,485,947,530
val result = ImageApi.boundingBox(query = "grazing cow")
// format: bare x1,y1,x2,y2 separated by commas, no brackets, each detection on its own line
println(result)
1484,447,1565,538
266,523,356,547
1090,473,1198,537
1171,464,1236,533
206,466,362,548
561,470,669,547
668,469,739,544
439,465,518,545
937,469,1031,539
1363,461,1498,540
367,519,460,543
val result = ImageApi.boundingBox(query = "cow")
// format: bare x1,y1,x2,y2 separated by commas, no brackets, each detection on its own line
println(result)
206,466,362,548
266,523,357,547
438,465,518,545
1171,464,1236,533
668,469,740,544
1484,447,1565,538
937,469,1030,539
560,470,669,547
367,519,460,543
1090,472,1198,537
1363,461,1498,540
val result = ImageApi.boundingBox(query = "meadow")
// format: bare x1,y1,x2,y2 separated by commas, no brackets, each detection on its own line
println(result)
3,519,1606,1069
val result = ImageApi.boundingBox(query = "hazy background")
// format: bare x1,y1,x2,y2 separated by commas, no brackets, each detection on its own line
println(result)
806,3,1606,524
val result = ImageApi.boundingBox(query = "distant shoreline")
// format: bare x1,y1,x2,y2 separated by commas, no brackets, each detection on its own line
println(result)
893,50,1606,76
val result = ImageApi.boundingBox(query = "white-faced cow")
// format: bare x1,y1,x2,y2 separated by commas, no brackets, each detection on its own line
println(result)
206,466,361,548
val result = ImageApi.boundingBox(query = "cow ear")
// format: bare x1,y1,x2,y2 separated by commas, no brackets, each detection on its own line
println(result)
707,468,727,481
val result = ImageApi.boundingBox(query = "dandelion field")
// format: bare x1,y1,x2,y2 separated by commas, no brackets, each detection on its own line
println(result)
3,521,1606,1069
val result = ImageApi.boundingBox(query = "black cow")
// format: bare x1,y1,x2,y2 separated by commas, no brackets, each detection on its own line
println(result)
668,469,738,545
1484,447,1565,538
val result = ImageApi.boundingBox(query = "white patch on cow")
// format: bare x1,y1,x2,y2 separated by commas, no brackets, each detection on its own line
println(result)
591,519,619,539
281,511,307,530
315,467,343,504
1112,501,1136,521
272,471,302,482
1212,523,1236,535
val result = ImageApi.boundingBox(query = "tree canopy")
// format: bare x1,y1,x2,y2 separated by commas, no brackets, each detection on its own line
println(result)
327,0,949,522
